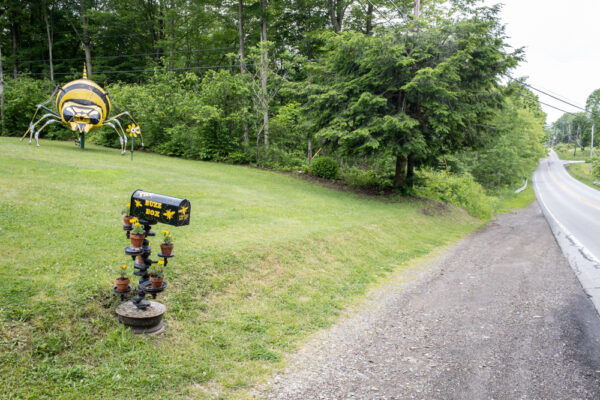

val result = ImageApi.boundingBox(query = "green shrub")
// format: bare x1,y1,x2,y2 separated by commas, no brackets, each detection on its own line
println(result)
227,151,254,165
592,153,600,178
309,156,339,179
340,167,393,190
257,147,306,170
2,77,62,138
414,168,494,219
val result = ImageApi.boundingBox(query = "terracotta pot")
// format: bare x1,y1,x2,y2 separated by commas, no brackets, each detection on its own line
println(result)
115,277,130,292
130,233,145,248
160,243,174,256
123,215,132,226
137,256,145,265
150,275,164,288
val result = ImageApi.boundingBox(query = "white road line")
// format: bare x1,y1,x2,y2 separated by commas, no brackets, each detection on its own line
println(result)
534,162,600,314
534,168,600,266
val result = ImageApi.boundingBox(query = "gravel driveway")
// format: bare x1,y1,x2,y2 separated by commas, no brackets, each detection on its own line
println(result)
262,203,600,399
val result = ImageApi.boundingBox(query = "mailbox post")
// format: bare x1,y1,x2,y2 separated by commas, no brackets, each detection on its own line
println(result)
115,190,190,334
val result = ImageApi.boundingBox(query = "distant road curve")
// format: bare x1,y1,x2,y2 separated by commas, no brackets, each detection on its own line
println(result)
533,150,600,311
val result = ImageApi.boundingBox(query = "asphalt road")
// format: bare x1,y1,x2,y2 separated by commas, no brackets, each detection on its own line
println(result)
262,204,600,399
533,150,600,311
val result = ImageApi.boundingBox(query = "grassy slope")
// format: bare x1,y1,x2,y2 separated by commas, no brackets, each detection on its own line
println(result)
0,138,487,399
553,147,599,190
494,183,536,214
565,162,598,189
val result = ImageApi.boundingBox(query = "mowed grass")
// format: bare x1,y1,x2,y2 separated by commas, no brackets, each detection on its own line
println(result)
493,181,536,214
565,162,599,190
554,145,591,162
0,138,482,399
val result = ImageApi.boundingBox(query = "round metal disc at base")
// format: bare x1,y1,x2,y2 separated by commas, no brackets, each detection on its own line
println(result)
115,300,166,335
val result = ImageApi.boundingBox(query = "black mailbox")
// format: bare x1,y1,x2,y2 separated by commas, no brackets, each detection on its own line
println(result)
129,189,190,226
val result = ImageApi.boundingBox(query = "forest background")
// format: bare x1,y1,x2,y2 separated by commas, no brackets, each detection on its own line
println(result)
0,0,548,216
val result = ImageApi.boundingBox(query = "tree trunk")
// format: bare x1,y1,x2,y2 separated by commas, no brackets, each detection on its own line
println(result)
80,2,92,78
365,2,373,35
413,0,420,32
238,0,249,144
327,0,342,33
307,138,312,163
406,153,415,186
238,0,246,73
84,44,92,78
11,21,18,78
0,45,5,135
413,0,420,19
260,0,269,149
43,0,54,85
168,28,174,71
168,0,174,71
394,155,407,187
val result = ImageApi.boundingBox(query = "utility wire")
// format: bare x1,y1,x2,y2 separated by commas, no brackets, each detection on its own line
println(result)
12,58,327,76
534,83,582,108
17,47,238,65
364,0,397,26
386,0,408,19
534,98,576,116
504,73,585,111
16,63,249,76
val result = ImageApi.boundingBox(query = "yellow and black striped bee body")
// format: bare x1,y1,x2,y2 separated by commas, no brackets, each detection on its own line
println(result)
57,78,111,133
22,65,141,155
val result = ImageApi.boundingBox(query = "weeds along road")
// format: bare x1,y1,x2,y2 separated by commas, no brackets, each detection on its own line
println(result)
534,150,600,312
262,201,600,398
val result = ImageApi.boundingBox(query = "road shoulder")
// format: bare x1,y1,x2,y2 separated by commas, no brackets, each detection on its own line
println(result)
260,203,600,400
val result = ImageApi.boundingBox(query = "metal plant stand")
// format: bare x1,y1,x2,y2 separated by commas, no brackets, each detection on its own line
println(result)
115,219,173,334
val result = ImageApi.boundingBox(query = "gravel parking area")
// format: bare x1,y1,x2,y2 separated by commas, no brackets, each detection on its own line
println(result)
262,203,600,399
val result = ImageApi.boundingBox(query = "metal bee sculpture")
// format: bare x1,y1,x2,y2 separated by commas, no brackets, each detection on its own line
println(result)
21,65,142,155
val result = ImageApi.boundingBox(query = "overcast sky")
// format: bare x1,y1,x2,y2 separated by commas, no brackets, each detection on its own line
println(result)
484,0,600,124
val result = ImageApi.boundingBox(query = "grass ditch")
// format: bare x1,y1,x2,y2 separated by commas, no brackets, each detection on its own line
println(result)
0,138,533,399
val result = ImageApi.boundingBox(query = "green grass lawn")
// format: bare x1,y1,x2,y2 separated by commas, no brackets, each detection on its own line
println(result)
554,144,591,162
564,162,599,190
493,182,536,214
0,138,504,399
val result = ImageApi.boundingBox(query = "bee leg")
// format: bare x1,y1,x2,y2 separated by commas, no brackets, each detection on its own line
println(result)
104,122,127,155
25,114,58,144
34,118,61,147
27,123,34,144
109,119,128,155
22,86,60,144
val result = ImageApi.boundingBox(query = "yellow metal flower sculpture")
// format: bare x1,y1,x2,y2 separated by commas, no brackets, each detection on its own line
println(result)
127,124,141,138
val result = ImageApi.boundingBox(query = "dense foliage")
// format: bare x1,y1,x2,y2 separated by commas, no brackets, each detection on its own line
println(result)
1,0,548,213
414,168,495,219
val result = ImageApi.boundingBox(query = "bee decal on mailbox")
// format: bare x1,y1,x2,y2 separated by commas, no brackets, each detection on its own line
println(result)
129,190,191,227
21,65,142,155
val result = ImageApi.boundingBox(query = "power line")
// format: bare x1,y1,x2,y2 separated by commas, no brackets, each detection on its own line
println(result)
16,47,238,65
364,0,397,26
15,63,248,76
385,0,408,19
504,73,585,111
535,99,576,116
534,83,582,107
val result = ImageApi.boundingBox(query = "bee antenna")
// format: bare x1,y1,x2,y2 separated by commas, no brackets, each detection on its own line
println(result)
83,64,88,79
